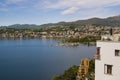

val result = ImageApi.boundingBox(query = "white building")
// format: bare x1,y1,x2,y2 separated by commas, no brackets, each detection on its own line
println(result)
101,34,120,41
95,41,120,80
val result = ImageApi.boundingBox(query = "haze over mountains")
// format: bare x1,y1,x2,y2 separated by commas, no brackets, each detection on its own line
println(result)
1,15,120,29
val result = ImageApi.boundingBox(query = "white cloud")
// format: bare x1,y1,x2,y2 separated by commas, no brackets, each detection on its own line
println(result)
61,7,79,15
0,0,120,18
45,0,120,15
76,8,115,19
46,0,120,8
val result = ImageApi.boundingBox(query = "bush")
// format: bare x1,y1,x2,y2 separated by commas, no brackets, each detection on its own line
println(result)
52,65,79,80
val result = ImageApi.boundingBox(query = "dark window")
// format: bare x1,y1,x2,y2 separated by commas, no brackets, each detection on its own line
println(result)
115,50,120,56
86,61,89,66
81,69,84,74
104,64,113,75
81,61,84,65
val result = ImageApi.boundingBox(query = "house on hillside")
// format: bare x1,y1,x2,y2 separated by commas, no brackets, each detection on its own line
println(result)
76,58,90,80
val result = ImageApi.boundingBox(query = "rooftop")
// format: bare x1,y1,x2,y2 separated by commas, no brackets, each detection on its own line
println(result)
97,40,120,43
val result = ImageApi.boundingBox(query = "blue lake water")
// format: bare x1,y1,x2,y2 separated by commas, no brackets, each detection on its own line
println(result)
0,39,96,80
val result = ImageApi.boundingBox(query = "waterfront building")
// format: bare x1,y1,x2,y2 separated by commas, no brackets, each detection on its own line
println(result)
95,41,120,80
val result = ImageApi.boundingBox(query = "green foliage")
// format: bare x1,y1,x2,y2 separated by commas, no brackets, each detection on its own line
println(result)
52,76,58,80
65,37,80,43
52,65,79,80
89,59,95,73
56,27,63,32
64,36,101,43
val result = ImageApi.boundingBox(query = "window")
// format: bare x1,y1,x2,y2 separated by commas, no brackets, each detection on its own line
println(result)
81,60,84,65
115,50,120,56
81,69,85,74
86,61,89,66
104,64,113,75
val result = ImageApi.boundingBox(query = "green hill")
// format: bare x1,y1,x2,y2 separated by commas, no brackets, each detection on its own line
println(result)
1,15,120,29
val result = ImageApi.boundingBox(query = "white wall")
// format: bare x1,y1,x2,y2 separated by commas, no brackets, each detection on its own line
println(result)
95,41,120,80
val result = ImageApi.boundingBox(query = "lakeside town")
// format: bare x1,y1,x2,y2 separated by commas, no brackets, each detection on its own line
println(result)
0,26,120,39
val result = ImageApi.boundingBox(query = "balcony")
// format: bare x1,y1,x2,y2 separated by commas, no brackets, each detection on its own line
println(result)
94,47,101,60
94,54,101,60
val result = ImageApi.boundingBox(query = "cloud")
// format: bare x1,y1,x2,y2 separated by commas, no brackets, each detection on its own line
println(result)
61,7,79,15
0,0,120,18
76,8,115,19
45,0,120,15
46,0,120,8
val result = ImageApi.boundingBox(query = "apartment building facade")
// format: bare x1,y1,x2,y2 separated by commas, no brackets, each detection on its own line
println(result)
95,41,120,80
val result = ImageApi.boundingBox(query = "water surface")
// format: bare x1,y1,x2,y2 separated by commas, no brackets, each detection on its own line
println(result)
0,39,96,80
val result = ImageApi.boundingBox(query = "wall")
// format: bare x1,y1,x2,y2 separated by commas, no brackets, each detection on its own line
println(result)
95,41,120,80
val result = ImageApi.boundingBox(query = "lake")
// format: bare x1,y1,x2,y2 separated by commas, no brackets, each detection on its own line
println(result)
0,39,96,80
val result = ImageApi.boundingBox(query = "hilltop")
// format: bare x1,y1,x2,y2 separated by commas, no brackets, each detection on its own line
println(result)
1,14,120,29
40,14,120,27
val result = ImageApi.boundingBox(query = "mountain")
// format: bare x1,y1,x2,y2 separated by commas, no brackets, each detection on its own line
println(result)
0,24,38,29
40,15,120,27
1,15,120,29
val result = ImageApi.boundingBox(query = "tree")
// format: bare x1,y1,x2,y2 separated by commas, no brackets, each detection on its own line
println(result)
52,65,79,80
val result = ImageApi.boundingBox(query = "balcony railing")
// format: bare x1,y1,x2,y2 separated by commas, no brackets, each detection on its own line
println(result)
94,54,101,60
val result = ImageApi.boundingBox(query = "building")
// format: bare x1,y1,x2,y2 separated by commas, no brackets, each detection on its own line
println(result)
101,28,120,41
95,41,120,80
101,34,120,41
77,58,90,80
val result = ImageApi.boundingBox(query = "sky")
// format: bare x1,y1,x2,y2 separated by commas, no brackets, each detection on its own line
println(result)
0,0,120,26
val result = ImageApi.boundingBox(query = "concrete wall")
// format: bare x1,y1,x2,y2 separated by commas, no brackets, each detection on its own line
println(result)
95,41,120,80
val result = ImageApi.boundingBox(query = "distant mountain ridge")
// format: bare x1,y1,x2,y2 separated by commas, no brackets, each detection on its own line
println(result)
0,24,38,29
40,15,120,27
1,15,120,29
